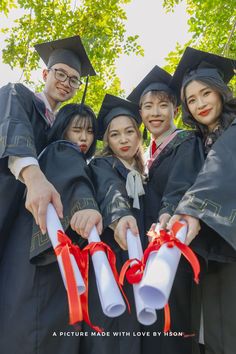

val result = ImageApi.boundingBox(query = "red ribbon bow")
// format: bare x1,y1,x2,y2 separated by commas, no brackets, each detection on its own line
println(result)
119,222,200,332
119,258,144,285
146,222,200,284
147,222,200,332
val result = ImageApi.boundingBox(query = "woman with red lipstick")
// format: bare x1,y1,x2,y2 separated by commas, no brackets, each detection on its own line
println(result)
168,47,236,354
79,94,145,354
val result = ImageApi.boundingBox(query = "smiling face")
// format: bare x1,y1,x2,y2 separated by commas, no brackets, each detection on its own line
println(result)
185,80,223,132
43,63,80,111
106,115,141,164
64,115,94,154
139,91,177,139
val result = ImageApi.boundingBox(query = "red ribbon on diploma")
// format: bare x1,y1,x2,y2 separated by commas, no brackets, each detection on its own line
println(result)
119,222,200,285
147,221,200,332
55,230,84,326
81,241,131,324
119,222,200,332
55,231,102,332
146,221,200,284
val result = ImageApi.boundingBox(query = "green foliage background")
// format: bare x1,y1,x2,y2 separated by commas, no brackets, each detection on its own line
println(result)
0,0,235,129
0,0,144,113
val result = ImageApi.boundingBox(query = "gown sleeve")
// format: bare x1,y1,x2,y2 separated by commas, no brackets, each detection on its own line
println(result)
0,83,40,159
176,121,236,252
89,157,133,229
0,83,48,260
159,133,204,217
30,141,99,265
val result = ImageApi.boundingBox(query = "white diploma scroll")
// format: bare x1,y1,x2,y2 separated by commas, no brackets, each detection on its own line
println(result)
46,203,85,294
138,222,187,309
126,229,157,325
88,226,126,318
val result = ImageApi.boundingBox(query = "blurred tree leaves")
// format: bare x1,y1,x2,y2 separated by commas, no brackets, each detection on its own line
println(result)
0,0,144,112
162,0,236,75
1,0,235,126
0,0,17,15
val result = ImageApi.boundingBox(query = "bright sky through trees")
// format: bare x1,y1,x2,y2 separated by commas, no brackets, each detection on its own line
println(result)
0,0,190,94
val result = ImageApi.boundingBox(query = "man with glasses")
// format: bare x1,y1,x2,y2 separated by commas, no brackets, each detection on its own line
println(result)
48,67,82,88
0,36,96,256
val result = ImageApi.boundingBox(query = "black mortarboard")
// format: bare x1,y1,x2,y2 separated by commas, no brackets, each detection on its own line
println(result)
127,65,179,105
171,46,236,94
97,94,142,140
34,36,96,77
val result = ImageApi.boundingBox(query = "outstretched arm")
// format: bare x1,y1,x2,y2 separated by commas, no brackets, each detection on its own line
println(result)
22,165,63,234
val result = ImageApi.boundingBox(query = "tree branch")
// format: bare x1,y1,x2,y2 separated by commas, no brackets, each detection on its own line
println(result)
222,17,236,56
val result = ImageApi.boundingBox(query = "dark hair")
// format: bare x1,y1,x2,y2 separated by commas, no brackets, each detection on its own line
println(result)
139,90,177,108
181,76,236,138
48,103,97,159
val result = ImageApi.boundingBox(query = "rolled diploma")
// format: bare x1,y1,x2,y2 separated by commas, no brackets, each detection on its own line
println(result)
88,226,126,317
46,203,85,294
138,222,187,309
126,229,157,325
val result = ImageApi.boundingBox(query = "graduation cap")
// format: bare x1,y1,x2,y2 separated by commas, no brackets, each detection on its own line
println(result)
34,35,96,77
97,94,142,140
171,46,236,94
127,65,179,105
78,75,90,113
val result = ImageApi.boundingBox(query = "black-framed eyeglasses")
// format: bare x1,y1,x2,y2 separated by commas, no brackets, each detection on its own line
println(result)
48,68,82,89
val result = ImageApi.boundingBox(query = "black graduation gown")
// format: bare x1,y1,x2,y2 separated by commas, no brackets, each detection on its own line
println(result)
176,120,236,354
0,141,99,354
142,130,205,354
30,141,99,265
0,83,50,259
79,156,145,354
176,120,236,262
144,130,205,231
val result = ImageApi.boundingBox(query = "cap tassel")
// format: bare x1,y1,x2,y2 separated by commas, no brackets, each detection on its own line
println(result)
143,127,148,140
79,76,89,113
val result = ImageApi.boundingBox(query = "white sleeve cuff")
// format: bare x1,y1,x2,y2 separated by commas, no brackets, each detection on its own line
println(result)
8,156,39,182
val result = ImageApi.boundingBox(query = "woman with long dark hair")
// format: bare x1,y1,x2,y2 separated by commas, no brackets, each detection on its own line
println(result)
79,94,145,354
169,47,236,354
